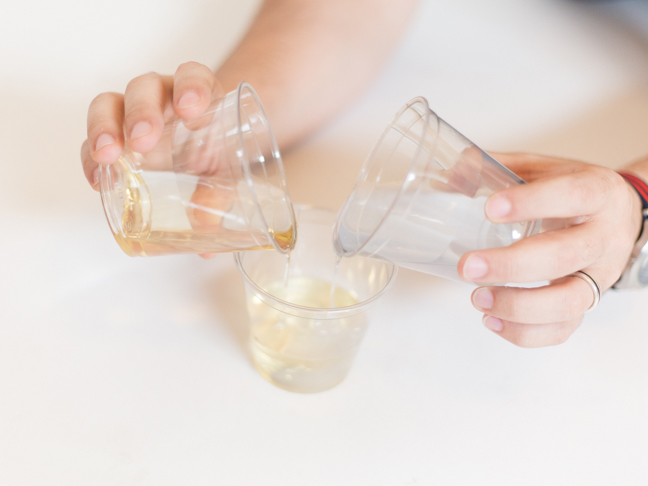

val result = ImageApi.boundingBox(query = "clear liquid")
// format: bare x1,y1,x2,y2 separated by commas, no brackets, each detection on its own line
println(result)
248,276,365,393
329,255,343,308
334,186,531,281
106,156,295,256
282,253,291,289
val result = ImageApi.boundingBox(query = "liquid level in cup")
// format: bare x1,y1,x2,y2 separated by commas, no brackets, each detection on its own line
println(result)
248,276,366,393
107,156,294,257
335,185,531,281
113,227,295,257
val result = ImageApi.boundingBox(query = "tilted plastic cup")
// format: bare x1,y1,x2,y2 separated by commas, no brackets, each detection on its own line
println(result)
332,97,539,282
100,82,296,257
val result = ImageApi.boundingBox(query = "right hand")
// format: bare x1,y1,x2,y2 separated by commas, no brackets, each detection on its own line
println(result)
80,62,224,191
460,153,643,348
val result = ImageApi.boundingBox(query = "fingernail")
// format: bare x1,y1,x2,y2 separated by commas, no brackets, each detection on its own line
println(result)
92,167,100,187
472,288,493,310
178,91,201,108
129,121,153,140
463,255,488,280
94,133,115,152
483,315,503,332
486,195,511,220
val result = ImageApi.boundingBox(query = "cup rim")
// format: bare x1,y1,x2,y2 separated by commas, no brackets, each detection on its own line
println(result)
236,82,297,255
331,96,437,258
234,206,398,318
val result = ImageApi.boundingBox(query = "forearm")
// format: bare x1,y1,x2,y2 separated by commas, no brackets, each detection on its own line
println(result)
215,0,419,149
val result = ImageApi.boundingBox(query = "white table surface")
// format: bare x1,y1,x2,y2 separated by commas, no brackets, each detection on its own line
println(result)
2,0,648,484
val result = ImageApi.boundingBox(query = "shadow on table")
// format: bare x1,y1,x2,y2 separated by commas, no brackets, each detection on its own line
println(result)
204,265,252,360
281,136,373,212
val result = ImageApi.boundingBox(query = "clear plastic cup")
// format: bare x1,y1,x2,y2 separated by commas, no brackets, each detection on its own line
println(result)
235,206,397,393
332,96,539,282
100,82,296,257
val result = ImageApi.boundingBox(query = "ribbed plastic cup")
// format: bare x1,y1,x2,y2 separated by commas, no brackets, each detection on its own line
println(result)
333,96,538,282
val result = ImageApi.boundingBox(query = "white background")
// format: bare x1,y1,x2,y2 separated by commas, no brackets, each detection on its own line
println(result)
1,0,648,484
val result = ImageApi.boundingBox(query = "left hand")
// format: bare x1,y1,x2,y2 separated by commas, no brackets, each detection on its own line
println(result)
458,153,644,347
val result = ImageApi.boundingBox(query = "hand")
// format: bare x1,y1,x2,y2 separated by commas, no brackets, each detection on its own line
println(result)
458,153,644,348
80,62,224,190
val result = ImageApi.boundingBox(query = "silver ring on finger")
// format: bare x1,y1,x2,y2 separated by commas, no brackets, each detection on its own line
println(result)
568,270,602,313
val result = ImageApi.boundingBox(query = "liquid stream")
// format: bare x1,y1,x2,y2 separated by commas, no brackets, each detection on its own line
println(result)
329,255,343,308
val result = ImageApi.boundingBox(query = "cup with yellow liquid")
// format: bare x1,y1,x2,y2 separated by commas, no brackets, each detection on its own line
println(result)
235,206,397,393
100,82,296,257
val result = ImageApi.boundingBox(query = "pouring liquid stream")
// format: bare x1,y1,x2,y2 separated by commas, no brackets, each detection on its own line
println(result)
329,255,343,308
282,253,291,290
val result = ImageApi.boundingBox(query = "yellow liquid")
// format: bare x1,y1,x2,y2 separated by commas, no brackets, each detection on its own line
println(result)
329,254,343,307
248,276,365,393
114,226,295,257
110,159,295,257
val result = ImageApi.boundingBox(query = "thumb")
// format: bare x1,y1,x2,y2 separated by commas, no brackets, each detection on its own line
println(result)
489,152,581,183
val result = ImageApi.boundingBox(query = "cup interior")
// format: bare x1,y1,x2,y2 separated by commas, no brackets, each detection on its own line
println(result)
235,207,396,319
172,82,296,253
332,98,436,258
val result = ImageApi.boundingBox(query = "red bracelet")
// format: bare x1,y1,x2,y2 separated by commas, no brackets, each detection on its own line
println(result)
618,172,648,215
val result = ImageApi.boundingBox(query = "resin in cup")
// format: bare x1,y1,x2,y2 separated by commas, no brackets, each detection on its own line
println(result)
106,155,295,257
248,276,365,393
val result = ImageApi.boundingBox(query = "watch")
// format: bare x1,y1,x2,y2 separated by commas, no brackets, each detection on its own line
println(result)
614,172,648,289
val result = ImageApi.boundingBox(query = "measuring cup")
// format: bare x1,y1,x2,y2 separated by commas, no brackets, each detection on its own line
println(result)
100,82,296,257
332,96,539,282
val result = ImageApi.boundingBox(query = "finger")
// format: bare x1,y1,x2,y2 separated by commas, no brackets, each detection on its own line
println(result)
81,139,100,191
199,253,217,259
458,223,609,284
443,146,482,198
471,277,595,324
173,62,223,120
488,152,581,182
481,314,582,348
188,178,236,228
124,73,172,153
175,121,230,175
484,165,622,223
86,92,125,165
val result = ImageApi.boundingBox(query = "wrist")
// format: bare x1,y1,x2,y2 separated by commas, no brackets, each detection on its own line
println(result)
618,171,648,243
620,173,646,242
614,170,648,289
